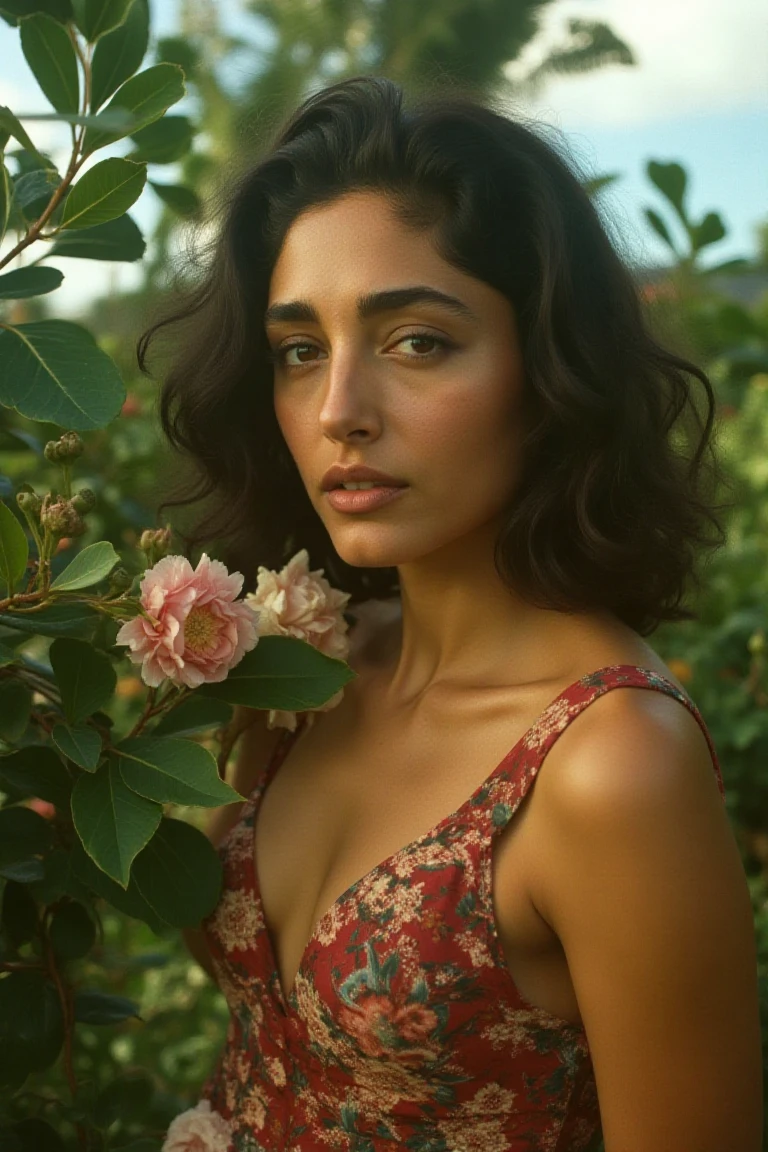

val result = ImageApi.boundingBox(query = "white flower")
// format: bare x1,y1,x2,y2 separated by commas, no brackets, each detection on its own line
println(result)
161,1099,233,1152
245,549,351,730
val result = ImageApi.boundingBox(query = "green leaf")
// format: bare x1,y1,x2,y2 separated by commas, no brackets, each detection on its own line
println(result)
129,115,193,164
151,695,232,738
646,159,688,225
0,640,19,666
73,989,140,1024
0,106,47,164
116,737,241,807
643,207,677,254
19,13,79,114
51,722,101,771
61,156,146,230
10,166,61,218
71,758,161,886
0,160,11,245
0,500,29,596
83,64,185,155
0,679,31,742
0,1,72,22
0,971,63,1084
47,211,145,261
0,320,125,430
130,817,223,927
50,540,120,591
0,746,72,808
90,0,149,111
149,180,200,217
0,806,53,874
198,634,355,711
14,109,135,130
156,34,200,77
73,0,136,42
0,266,63,299
49,900,96,958
9,1118,66,1152
49,637,116,723
69,836,169,932
0,601,99,640
2,879,39,946
691,211,726,252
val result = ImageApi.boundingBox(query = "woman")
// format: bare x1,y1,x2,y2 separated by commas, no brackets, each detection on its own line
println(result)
143,77,762,1151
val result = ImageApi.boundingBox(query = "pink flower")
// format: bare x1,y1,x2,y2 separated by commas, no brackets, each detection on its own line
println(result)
162,1099,232,1152
115,553,259,689
245,549,351,730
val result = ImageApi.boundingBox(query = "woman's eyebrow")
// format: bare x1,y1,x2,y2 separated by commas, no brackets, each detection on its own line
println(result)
263,285,479,326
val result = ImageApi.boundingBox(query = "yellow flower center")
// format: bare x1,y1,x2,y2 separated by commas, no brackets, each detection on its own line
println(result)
184,605,219,655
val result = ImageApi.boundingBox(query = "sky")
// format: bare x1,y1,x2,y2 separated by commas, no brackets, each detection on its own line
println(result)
1,0,766,318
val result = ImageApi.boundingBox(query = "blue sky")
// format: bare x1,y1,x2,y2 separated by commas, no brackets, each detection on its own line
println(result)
1,0,766,316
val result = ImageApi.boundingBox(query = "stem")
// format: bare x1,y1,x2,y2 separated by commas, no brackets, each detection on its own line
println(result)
216,707,259,781
0,589,46,611
42,912,89,1152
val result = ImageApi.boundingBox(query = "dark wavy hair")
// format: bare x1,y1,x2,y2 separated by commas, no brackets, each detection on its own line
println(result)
138,75,731,636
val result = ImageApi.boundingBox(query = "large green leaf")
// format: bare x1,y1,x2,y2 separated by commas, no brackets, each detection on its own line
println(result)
47,211,145,261
151,695,232,738
71,757,162,887
0,105,47,163
0,601,99,639
149,180,200,217
0,805,53,877
129,115,193,164
72,0,135,43
19,13,79,114
0,500,29,596
10,166,61,219
115,737,241,807
70,836,168,932
90,0,149,111
61,157,146,230
51,722,102,771
74,989,140,1024
49,540,120,591
83,64,185,155
49,637,116,724
0,159,10,244
199,634,355,710
0,746,72,808
0,971,63,1085
0,320,125,429
0,0,72,22
647,159,688,224
0,678,32,742
130,817,223,927
0,266,63,299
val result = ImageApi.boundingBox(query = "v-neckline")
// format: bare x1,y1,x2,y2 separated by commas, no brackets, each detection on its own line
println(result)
245,664,674,1009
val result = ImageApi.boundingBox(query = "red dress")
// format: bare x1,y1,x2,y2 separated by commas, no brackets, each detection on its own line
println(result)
199,664,725,1151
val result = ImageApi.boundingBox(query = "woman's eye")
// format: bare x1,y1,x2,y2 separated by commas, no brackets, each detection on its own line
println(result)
268,331,452,369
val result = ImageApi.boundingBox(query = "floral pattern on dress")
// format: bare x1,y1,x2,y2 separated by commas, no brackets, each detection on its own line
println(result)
198,665,725,1151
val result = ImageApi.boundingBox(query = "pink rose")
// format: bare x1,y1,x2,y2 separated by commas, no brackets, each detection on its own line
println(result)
245,549,351,730
115,553,259,689
162,1099,232,1152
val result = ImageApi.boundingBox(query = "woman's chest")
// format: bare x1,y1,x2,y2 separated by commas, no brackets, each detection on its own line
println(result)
252,684,584,1023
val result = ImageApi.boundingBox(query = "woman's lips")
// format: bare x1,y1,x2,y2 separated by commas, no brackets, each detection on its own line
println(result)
325,486,409,513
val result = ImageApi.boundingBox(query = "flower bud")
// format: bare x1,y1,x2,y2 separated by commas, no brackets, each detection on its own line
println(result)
71,487,96,514
107,566,134,595
139,526,173,559
44,431,84,465
16,490,43,517
40,496,86,538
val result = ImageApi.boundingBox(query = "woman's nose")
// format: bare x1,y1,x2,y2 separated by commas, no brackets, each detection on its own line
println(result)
318,347,382,444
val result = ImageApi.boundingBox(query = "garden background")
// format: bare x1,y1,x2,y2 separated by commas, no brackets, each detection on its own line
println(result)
0,1,766,1149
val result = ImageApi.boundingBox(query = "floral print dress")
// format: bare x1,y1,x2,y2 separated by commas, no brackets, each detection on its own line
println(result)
199,665,725,1152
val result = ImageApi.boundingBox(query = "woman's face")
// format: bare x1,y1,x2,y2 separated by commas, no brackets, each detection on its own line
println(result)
266,190,526,571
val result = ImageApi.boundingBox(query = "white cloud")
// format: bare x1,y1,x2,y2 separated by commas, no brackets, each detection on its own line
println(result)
508,0,767,126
